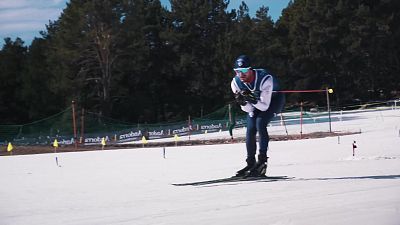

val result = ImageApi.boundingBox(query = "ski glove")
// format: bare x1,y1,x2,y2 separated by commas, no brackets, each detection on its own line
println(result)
234,93,247,106
240,90,258,104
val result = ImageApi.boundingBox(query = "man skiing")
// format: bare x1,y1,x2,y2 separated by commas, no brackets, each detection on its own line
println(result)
231,55,285,177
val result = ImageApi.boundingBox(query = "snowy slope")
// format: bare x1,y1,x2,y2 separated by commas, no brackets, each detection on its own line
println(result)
0,109,399,225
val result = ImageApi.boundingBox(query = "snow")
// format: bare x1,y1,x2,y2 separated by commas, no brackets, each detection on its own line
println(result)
1,109,399,225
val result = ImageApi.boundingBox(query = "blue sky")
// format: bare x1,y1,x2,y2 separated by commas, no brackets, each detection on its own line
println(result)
0,0,290,47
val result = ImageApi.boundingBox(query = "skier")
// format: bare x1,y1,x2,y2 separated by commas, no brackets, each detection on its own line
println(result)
231,55,285,177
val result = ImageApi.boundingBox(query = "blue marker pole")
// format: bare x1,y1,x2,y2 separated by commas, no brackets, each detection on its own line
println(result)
55,156,61,167
163,147,166,159
352,141,357,156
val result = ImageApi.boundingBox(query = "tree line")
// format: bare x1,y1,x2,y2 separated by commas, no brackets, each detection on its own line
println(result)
1,0,399,125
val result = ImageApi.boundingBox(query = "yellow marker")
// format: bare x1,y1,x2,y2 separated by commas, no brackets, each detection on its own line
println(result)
174,134,180,142
141,136,148,144
328,88,334,94
53,139,59,148
101,137,106,146
7,142,13,152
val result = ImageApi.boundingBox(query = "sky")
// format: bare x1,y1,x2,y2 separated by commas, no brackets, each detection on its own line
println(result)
0,0,291,47
0,108,399,225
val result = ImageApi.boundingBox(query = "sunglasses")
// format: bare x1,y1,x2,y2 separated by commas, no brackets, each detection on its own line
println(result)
234,67,250,74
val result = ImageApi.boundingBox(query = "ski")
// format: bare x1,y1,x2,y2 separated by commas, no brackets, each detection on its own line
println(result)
172,175,292,186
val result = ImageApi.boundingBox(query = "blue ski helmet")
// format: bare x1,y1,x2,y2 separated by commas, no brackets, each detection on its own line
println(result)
234,55,251,69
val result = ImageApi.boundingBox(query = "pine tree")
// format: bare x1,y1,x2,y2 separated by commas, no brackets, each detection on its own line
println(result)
0,38,28,123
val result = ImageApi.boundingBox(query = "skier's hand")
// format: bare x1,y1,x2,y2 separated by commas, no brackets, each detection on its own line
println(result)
234,93,247,106
240,90,258,104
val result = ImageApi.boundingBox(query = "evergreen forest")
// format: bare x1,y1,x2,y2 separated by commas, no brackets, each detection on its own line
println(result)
1,0,399,125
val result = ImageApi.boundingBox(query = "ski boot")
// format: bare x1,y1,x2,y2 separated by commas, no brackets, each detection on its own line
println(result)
235,157,256,177
247,155,268,177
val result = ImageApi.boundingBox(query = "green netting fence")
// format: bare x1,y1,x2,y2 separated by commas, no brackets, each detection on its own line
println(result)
0,104,247,146
1,100,397,146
